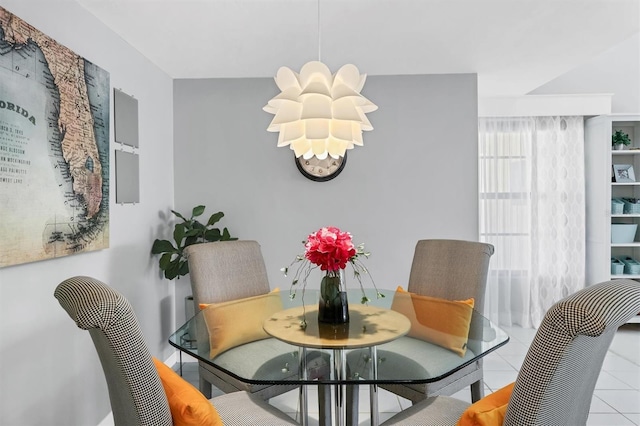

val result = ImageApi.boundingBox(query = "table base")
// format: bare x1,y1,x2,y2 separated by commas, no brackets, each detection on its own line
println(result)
298,346,379,426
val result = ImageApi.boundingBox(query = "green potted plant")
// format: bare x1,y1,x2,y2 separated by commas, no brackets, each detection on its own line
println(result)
612,130,632,150
151,205,237,280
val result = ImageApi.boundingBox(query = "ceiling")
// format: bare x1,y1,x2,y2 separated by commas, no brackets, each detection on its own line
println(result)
76,0,639,96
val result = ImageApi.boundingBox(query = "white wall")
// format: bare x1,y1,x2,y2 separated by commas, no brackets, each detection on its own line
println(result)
531,33,640,114
0,2,175,425
172,74,480,321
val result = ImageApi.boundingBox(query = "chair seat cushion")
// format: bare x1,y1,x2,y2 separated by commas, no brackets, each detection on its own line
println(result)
212,338,330,378
211,391,298,425
381,395,470,425
347,335,478,394
199,289,282,358
202,338,330,395
152,357,222,426
391,287,475,356
457,382,514,426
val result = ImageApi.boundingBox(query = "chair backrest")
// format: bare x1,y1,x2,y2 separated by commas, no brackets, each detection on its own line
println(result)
184,240,271,308
504,279,640,426
407,239,495,312
54,276,172,426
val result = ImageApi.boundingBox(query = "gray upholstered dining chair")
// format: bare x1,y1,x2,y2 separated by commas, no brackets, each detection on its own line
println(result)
380,279,640,425
186,240,331,424
348,239,494,418
54,276,298,426
184,240,299,400
398,239,494,402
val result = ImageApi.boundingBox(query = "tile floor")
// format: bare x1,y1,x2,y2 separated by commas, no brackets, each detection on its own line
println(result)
177,323,640,425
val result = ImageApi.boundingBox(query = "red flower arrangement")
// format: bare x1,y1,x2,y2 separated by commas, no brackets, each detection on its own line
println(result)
304,226,356,271
283,226,383,307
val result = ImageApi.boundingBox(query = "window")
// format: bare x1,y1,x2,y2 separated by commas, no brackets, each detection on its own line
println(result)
479,117,585,327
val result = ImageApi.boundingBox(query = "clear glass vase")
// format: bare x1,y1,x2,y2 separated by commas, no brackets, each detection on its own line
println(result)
318,269,349,324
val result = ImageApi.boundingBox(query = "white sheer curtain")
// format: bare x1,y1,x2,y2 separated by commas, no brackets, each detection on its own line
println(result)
479,116,585,328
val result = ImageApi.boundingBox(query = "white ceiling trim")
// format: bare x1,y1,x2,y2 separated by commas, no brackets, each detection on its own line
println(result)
478,94,613,117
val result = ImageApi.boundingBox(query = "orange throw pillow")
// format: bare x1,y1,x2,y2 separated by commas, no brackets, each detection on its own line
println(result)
199,289,282,358
457,382,514,426
152,357,222,426
391,286,474,356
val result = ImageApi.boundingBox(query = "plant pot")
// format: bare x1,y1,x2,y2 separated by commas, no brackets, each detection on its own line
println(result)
318,270,349,324
614,143,626,150
318,291,350,324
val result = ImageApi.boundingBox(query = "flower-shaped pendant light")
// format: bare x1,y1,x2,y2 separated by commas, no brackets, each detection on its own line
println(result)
263,61,377,160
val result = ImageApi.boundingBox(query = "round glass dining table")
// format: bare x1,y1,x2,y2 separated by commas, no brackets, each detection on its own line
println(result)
169,289,510,426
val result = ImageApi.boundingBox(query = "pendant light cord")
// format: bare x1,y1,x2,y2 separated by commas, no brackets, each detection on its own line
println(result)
317,0,321,62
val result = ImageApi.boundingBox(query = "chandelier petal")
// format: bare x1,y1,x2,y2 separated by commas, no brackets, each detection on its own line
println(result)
330,120,353,141
301,94,332,120
269,102,303,127
352,127,363,146
299,61,333,88
358,111,373,132
279,122,305,144
305,118,330,139
301,81,332,97
328,137,348,158
334,64,361,89
275,67,301,91
331,84,362,101
311,139,329,159
291,138,312,158
332,98,362,122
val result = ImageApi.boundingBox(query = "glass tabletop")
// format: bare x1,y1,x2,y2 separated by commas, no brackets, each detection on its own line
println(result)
169,289,510,385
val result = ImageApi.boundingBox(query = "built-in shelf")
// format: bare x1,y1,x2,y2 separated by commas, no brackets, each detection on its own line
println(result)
612,150,640,155
586,115,640,326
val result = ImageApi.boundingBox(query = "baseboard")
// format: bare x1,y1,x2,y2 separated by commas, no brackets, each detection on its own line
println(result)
165,351,180,367
169,349,198,365
97,412,113,426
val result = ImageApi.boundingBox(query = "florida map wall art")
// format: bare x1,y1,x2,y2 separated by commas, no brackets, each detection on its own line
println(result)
0,6,110,267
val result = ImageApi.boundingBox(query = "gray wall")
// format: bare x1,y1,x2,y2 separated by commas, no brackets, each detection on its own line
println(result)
0,2,175,425
173,73,480,319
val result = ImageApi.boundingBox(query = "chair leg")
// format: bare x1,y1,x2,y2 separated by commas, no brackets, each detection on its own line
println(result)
470,379,484,402
200,376,212,399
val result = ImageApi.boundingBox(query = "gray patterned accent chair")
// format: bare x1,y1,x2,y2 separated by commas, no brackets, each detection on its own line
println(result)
54,276,298,426
348,239,494,421
380,279,640,425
